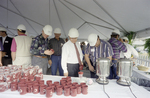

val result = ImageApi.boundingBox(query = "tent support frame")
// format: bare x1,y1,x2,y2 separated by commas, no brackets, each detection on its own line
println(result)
93,0,128,34
64,0,122,31
59,0,108,38
10,0,39,35
53,0,67,37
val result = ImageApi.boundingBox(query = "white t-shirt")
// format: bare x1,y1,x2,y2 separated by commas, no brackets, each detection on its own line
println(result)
120,43,139,58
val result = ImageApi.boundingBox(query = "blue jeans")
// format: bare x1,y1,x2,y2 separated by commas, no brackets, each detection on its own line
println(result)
51,55,63,76
109,60,119,79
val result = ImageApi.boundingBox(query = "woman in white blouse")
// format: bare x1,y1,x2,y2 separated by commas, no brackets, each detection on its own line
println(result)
61,28,83,77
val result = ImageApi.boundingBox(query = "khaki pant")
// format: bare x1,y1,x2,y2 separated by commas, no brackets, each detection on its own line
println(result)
13,56,31,68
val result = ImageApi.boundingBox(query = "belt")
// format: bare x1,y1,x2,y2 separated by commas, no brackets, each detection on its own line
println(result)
34,55,47,58
112,58,118,60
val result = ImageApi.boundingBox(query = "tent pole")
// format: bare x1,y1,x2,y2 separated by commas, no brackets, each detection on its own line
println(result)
136,27,150,33
87,22,114,30
10,0,39,35
93,0,128,34
49,0,51,24
53,0,66,37
0,4,44,27
77,22,86,30
64,0,122,30
59,0,108,38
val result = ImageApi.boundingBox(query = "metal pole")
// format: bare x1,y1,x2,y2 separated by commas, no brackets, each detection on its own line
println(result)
0,4,44,26
53,0,66,37
59,0,108,38
64,0,122,30
10,0,39,35
93,0,128,33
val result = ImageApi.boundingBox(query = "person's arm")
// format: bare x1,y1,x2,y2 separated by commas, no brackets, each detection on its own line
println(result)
130,45,139,58
61,44,69,76
118,40,127,53
11,38,17,61
0,40,3,66
11,52,16,61
85,54,95,72
0,51,2,66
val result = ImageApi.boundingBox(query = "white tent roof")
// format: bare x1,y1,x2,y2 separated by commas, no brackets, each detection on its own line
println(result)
0,0,150,40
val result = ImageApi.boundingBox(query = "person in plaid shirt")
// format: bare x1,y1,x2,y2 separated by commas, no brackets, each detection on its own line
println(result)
30,25,54,74
108,29,127,79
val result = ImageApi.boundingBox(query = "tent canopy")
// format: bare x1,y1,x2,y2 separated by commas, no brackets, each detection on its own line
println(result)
0,0,150,41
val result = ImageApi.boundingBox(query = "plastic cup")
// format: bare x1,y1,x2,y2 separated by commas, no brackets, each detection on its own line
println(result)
78,72,83,78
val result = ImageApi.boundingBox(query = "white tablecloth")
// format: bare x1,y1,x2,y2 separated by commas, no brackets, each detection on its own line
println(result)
0,75,150,98
132,68,150,80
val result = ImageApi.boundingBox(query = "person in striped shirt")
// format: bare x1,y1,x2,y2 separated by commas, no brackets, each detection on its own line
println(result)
108,29,127,79
85,33,113,78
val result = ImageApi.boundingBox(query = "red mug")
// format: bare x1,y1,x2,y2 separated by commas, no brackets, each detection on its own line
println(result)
35,76,41,81
50,49,55,52
47,80,52,86
66,79,72,83
29,76,34,81
66,76,71,79
64,85,70,90
66,83,72,86
46,87,53,98
78,71,83,78
82,85,88,95
80,83,86,86
79,65,84,70
54,81,59,86
76,85,81,94
27,85,33,93
33,85,39,94
18,83,26,91
60,80,66,85
11,82,18,91
71,87,77,97
72,82,78,86
61,83,66,90
39,80,44,85
20,86,27,95
64,87,70,96
40,85,47,95
56,85,63,95
50,84,55,93
61,78,67,81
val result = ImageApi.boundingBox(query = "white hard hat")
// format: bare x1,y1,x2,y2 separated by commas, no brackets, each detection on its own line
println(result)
88,33,98,46
54,28,61,34
112,29,120,35
43,25,53,36
68,28,79,38
17,24,26,31
122,37,128,41
0,27,6,32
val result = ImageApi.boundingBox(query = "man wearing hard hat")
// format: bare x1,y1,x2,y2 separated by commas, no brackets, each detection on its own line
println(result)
11,24,32,68
108,29,127,79
61,28,83,77
120,37,139,66
85,33,113,78
48,28,65,76
0,27,12,66
30,25,54,75
120,37,139,59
